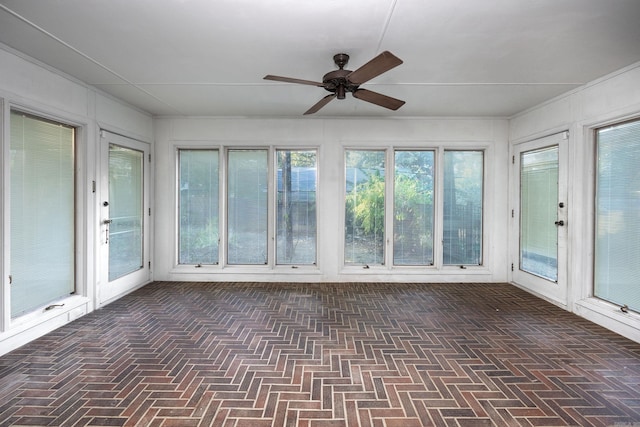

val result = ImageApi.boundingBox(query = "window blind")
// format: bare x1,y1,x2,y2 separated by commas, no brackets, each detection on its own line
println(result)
595,119,640,313
10,111,75,317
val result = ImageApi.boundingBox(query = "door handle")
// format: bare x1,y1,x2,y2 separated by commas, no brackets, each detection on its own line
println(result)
103,219,112,243
554,220,565,226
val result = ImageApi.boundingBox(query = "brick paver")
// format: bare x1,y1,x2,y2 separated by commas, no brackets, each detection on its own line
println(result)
1,282,639,426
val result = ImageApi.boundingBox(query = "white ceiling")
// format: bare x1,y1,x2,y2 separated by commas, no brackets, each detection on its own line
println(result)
1,0,640,118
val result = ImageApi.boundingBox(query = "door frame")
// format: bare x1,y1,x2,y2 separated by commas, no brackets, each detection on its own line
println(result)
98,130,151,306
510,131,569,307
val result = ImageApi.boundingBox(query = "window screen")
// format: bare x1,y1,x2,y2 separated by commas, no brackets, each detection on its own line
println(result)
227,149,268,265
345,150,385,265
394,150,435,265
276,150,317,265
443,150,483,265
179,149,219,265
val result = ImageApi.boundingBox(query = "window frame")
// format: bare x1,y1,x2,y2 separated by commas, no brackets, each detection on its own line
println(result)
441,149,485,267
592,117,640,313
392,149,436,267
2,103,91,332
274,148,318,266
226,147,270,266
9,109,78,317
342,145,487,270
343,148,387,267
177,148,220,266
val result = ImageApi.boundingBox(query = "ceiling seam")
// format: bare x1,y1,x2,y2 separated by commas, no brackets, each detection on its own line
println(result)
391,82,584,86
119,82,583,86
0,4,181,115
375,0,399,53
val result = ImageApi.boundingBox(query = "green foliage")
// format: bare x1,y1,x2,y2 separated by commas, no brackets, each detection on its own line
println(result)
289,151,316,167
394,174,432,221
346,171,433,238
348,172,385,235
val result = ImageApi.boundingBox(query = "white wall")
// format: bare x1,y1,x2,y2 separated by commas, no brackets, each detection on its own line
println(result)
154,117,510,283
0,45,153,356
509,62,640,343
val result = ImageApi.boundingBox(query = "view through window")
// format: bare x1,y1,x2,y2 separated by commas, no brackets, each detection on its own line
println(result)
443,151,483,265
276,150,317,265
176,146,483,268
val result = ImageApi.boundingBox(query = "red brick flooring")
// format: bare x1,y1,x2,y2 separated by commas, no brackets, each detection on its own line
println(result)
1,282,639,426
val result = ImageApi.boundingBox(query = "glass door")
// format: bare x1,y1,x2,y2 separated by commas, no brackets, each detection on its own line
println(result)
511,132,568,305
99,131,150,304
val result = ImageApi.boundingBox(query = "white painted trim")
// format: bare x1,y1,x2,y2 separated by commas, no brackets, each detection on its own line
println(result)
0,295,90,357
0,97,7,334
509,281,568,311
574,297,640,343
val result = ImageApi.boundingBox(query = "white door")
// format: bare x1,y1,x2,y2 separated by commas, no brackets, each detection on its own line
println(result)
511,132,568,305
99,131,150,304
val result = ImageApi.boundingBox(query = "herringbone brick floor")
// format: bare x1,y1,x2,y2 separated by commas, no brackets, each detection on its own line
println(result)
1,282,639,427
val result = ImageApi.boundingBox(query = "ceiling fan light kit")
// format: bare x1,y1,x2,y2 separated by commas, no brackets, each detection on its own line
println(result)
264,51,405,115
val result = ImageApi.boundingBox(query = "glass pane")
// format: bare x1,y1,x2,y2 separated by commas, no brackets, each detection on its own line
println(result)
394,150,434,265
228,150,268,264
10,112,75,316
443,151,483,265
520,146,558,281
179,150,219,264
345,150,385,265
595,120,640,313
109,144,144,281
276,150,317,264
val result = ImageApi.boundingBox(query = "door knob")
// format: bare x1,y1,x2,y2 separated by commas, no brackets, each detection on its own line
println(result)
554,220,565,226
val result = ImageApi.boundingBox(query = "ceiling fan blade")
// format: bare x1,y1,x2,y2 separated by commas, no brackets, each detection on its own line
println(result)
304,94,336,115
352,89,405,111
264,75,324,87
346,51,403,85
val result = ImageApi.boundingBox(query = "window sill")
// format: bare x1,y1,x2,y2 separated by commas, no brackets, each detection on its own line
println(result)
169,264,322,274
1,295,91,356
574,297,640,343
339,265,491,275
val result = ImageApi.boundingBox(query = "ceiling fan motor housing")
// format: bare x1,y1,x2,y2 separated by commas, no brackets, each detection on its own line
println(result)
322,69,356,99
322,54,357,99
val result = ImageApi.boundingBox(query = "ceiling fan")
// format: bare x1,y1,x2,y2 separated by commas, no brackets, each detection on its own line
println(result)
264,51,405,115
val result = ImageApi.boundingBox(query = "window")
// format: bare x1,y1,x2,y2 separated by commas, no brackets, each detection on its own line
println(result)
345,150,386,265
227,149,268,265
394,150,434,265
520,146,558,281
108,144,144,280
10,111,76,316
595,119,640,313
176,145,484,270
443,150,483,265
177,147,319,268
276,150,317,265
179,149,219,265
344,148,484,268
